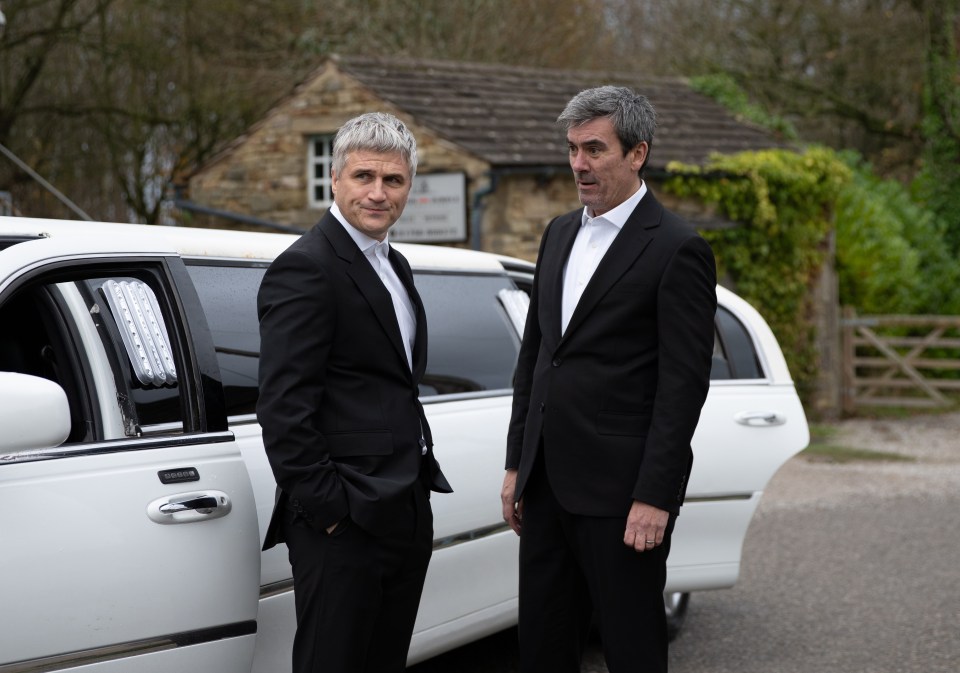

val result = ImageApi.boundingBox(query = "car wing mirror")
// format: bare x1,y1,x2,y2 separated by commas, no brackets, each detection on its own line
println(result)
0,372,71,454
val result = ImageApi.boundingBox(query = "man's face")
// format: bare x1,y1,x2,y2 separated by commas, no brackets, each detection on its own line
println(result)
567,116,648,217
332,150,412,241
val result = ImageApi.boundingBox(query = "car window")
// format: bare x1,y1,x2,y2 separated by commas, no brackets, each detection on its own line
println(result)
186,264,523,409
0,267,189,443
712,306,764,380
416,272,520,396
185,262,266,418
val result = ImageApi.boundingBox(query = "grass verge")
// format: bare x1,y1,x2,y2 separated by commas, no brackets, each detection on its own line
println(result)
802,423,915,463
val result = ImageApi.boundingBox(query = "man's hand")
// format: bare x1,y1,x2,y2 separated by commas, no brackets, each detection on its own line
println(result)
624,500,669,552
501,469,523,535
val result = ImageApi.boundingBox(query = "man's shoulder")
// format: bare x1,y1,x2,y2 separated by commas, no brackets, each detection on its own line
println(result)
543,208,582,238
640,192,703,242
277,217,338,260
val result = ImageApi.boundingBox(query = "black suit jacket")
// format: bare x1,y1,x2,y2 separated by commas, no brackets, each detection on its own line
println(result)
506,191,717,517
257,212,451,549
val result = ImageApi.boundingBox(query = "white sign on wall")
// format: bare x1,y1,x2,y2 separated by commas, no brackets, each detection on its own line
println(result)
392,172,467,242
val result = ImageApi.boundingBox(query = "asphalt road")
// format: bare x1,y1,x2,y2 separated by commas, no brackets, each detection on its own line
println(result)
408,414,960,673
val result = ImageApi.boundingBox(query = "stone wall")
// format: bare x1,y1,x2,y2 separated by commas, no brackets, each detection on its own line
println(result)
188,63,487,232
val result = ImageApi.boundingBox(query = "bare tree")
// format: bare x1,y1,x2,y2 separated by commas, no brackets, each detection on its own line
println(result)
608,0,927,173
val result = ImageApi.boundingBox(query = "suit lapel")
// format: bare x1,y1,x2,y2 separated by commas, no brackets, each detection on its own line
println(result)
318,214,411,374
560,193,663,342
389,247,428,380
539,212,582,350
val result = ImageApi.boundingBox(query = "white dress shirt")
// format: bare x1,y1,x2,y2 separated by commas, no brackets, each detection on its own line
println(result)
331,204,417,370
561,183,647,334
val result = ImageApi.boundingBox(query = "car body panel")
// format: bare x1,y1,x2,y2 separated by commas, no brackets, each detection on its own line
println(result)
0,235,260,672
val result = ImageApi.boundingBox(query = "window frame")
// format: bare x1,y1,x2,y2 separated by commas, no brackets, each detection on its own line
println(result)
183,257,270,425
307,134,335,210
0,255,228,462
414,269,523,403
711,304,771,384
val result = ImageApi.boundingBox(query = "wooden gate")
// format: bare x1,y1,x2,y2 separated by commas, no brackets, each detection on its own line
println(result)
841,309,960,413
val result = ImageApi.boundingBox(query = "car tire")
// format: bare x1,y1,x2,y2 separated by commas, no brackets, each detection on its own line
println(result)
664,591,690,641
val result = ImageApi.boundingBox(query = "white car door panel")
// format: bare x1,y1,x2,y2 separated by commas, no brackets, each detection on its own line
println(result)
0,444,259,669
688,384,808,497
667,293,810,593
0,240,259,672
413,396,520,651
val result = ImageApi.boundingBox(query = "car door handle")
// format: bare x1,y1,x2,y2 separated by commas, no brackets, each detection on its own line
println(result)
147,490,232,524
734,411,787,427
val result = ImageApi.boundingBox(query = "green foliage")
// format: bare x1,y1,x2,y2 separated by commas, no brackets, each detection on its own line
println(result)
663,147,851,401
913,0,960,253
834,154,960,315
663,145,960,405
913,114,960,253
688,74,800,141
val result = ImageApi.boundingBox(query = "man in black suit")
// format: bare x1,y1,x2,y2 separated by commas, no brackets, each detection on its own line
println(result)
257,112,451,673
501,87,717,672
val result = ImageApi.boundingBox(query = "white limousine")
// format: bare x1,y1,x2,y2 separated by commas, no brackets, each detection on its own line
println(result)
0,217,809,672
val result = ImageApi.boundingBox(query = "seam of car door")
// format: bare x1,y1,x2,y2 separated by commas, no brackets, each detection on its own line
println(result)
0,430,235,465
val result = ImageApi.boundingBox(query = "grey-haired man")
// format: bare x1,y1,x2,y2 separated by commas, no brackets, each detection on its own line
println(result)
258,112,452,673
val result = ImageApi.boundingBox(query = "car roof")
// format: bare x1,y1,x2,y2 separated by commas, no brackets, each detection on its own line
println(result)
0,216,514,272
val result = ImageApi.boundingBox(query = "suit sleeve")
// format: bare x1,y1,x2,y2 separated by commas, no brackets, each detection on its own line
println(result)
633,234,717,512
256,248,349,529
505,219,553,470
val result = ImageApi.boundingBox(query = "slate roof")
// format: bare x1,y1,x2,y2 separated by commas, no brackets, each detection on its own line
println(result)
335,55,785,170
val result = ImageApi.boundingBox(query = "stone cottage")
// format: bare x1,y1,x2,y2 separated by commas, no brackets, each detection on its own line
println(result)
184,54,783,261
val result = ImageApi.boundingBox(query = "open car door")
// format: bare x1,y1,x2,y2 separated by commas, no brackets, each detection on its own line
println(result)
0,235,259,673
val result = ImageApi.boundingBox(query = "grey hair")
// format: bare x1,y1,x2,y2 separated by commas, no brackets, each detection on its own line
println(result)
332,112,418,177
557,86,657,163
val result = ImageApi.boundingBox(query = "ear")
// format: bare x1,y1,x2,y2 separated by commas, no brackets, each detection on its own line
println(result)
330,169,339,196
630,142,649,172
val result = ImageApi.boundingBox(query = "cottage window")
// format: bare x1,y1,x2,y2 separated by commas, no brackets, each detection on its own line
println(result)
308,135,334,209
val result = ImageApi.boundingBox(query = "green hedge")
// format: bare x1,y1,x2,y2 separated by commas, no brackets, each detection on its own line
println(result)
835,153,960,315
663,147,850,402
663,146,960,404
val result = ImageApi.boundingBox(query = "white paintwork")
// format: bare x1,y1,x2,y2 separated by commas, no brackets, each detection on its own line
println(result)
0,372,71,450
0,216,809,671
0,216,505,271
0,235,261,672
0,445,260,669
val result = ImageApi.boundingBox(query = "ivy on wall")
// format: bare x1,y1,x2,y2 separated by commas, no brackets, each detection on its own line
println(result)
662,147,851,401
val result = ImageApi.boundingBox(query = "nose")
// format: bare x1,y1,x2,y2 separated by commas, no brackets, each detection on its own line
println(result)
369,179,386,201
570,149,588,173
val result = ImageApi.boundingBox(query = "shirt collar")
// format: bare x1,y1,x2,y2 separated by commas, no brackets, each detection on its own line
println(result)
581,181,648,229
330,202,390,255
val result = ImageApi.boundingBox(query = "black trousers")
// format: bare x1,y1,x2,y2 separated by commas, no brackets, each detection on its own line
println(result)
518,454,675,673
283,483,433,673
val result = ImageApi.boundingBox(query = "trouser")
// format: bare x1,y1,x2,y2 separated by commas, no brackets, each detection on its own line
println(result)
283,483,433,673
518,453,675,673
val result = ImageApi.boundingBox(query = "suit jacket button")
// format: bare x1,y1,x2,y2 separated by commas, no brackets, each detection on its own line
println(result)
539,403,546,412
552,358,562,367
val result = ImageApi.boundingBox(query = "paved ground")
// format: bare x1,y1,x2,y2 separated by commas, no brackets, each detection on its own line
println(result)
409,411,960,672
